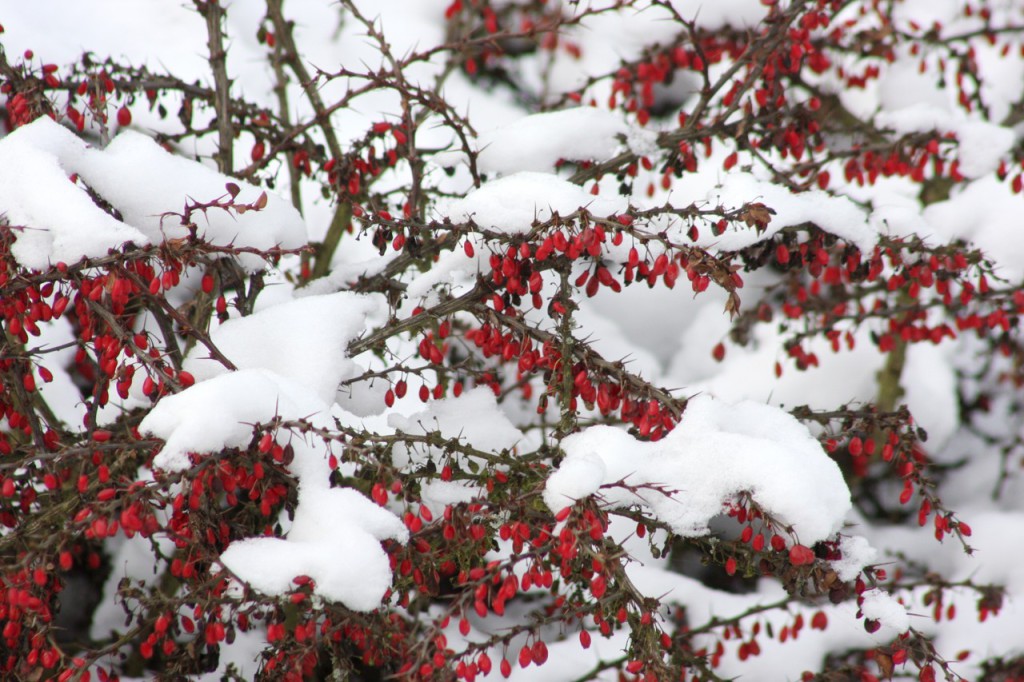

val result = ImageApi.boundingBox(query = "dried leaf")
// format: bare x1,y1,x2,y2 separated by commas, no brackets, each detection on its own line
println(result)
225,182,240,198
724,291,741,318
178,96,193,129
254,192,268,210
876,652,894,680
739,202,776,232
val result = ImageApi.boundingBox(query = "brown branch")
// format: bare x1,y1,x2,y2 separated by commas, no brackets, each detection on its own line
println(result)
195,0,235,174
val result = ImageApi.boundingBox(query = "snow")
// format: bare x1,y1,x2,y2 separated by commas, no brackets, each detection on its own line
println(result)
289,486,408,545
32,316,87,431
404,236,483,302
860,588,911,636
670,0,769,30
547,451,608,505
831,535,880,582
923,175,1024,279
140,369,329,474
941,510,1024,593
875,105,1017,179
0,1,212,85
194,627,266,682
545,394,852,545
141,287,405,612
0,118,305,270
389,389,525,510
420,479,479,509
435,107,639,176
389,387,523,456
671,322,961,452
438,171,621,234
85,129,306,267
901,342,960,448
182,292,386,403
140,297,531,613
583,274,728,368
0,119,149,269
141,366,410,611
219,487,408,612
701,172,878,254
532,559,900,682
573,301,663,380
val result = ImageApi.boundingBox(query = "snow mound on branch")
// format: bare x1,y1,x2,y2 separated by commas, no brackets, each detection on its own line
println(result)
139,368,332,477
831,535,879,581
0,117,305,270
90,130,305,262
876,105,1016,179
183,292,386,403
289,487,408,546
142,369,408,611
860,588,911,637
434,107,646,176
219,487,408,612
702,172,877,254
439,171,620,233
674,323,959,452
143,329,406,611
0,119,148,268
923,175,1024,279
544,394,852,544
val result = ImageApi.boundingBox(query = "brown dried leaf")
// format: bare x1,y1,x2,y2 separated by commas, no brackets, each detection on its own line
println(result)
828,583,849,604
254,191,268,210
225,182,240,198
724,291,741,318
162,237,190,259
740,202,776,232
178,96,193,129
876,652,894,680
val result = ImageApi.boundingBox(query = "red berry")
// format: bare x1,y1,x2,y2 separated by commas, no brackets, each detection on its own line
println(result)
811,611,828,630
789,544,815,566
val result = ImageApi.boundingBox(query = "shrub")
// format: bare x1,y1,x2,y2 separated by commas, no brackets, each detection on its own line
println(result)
2,1,1024,680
